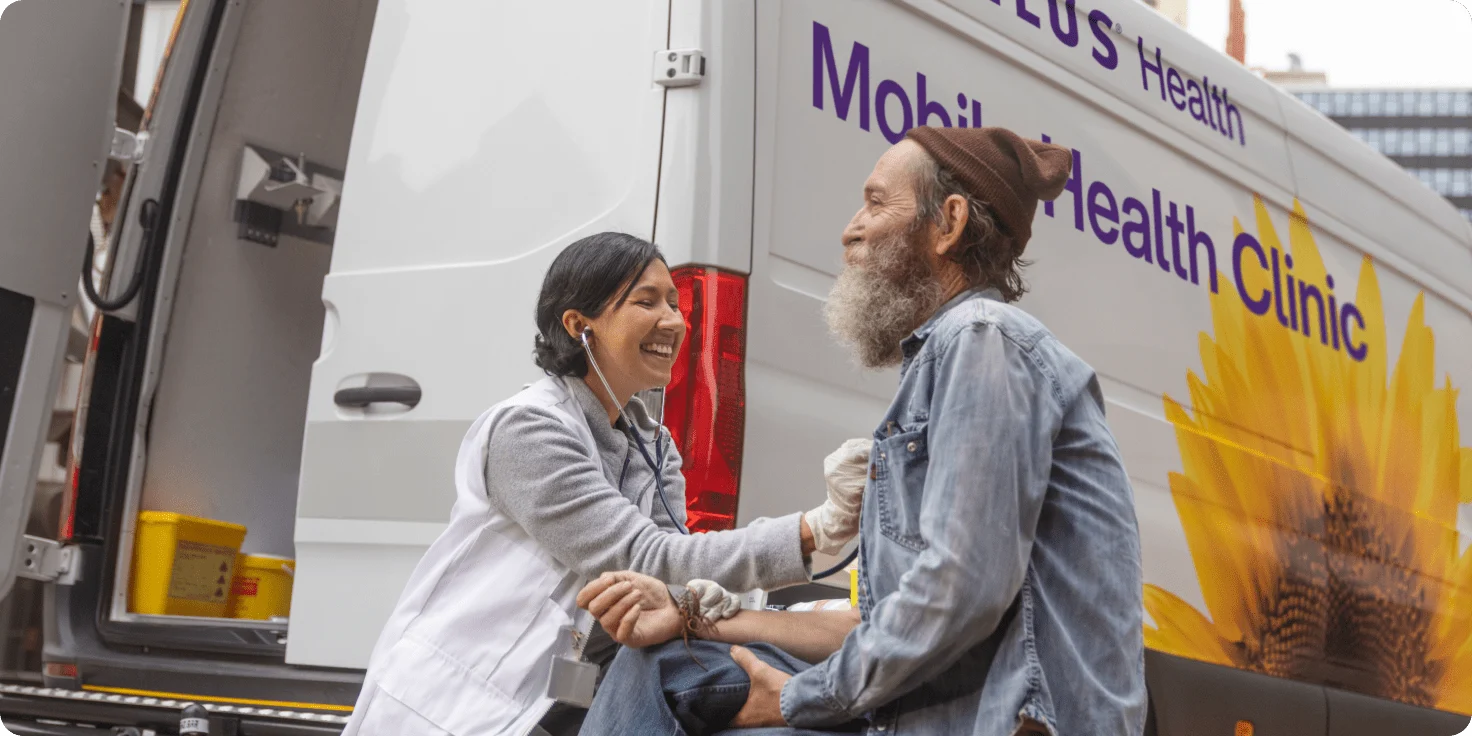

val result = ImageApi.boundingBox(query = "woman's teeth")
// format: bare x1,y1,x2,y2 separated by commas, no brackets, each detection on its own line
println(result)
642,343,674,358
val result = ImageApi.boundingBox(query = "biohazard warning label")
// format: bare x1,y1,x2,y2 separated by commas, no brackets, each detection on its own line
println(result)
233,577,259,597
168,541,235,603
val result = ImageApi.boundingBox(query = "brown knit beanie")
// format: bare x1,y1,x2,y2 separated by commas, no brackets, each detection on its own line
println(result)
904,126,1073,252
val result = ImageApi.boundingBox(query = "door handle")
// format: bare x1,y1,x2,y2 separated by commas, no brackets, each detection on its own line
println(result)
333,386,421,409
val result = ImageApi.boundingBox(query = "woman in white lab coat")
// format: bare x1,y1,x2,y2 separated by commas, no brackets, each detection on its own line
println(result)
341,232,867,736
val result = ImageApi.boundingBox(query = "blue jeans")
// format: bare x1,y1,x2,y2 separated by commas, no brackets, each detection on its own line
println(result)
579,639,867,735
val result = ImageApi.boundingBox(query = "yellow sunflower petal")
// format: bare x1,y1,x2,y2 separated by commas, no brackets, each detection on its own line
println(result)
1166,470,1274,642
1461,447,1472,505
1143,584,1237,666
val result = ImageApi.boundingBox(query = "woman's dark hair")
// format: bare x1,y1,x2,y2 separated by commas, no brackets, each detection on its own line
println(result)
534,232,666,377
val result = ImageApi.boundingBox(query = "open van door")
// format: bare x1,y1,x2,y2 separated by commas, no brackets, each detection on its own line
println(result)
286,0,673,669
0,0,130,600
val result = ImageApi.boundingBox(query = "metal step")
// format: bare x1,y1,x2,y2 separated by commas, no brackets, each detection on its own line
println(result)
0,682,350,731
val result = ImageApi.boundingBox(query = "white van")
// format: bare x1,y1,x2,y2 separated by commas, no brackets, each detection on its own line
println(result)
2,0,1471,734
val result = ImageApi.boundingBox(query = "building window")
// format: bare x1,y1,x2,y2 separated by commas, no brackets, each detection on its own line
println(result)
1436,129,1453,156
1436,91,1453,116
1451,169,1470,197
1454,92,1471,116
1404,91,1419,116
1433,168,1451,194
1420,128,1435,153
1350,93,1367,116
1454,129,1471,156
1419,92,1436,116
1334,92,1349,116
1385,93,1402,116
1367,92,1383,115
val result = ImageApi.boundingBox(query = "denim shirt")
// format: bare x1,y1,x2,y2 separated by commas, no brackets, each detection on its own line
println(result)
781,288,1147,735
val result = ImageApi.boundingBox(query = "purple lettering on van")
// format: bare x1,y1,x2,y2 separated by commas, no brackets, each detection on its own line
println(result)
1165,201,1189,281
1185,205,1219,293
1223,89,1246,145
1326,274,1341,351
1049,0,1079,47
1187,80,1207,124
918,73,951,128
1088,10,1118,70
1166,68,1188,111
1088,181,1120,245
1270,247,1290,328
1152,189,1170,273
1341,303,1368,361
1121,197,1153,262
1232,233,1271,316
1138,39,1166,102
876,79,913,143
813,22,870,131
1016,0,1043,28
1059,146,1085,231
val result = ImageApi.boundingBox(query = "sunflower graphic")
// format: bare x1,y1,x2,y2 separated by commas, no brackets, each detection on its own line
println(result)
1144,197,1472,713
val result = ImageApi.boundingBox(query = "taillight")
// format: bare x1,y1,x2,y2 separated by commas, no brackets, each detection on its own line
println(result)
665,267,748,533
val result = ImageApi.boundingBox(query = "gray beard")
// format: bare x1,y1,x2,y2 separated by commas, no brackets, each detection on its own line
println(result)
824,229,948,369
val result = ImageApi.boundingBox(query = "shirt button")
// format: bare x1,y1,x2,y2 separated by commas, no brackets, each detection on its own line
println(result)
906,442,917,452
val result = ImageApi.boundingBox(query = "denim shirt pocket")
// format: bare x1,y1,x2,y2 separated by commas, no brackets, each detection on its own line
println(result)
873,422,930,552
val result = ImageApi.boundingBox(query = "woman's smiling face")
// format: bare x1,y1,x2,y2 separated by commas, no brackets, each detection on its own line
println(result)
568,259,686,410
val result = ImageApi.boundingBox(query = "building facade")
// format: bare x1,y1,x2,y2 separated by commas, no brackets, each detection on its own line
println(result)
1141,0,1188,28
1293,89,1472,223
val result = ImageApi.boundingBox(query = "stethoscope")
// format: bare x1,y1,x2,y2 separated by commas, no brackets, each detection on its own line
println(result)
580,327,860,579
581,327,689,535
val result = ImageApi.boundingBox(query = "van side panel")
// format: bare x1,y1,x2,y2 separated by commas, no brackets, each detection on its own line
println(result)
750,0,1472,727
289,0,672,669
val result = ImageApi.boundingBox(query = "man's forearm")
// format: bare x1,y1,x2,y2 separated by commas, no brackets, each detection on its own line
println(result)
699,609,859,664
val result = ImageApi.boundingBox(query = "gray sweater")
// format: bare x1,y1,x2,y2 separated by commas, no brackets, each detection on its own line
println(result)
481,376,810,594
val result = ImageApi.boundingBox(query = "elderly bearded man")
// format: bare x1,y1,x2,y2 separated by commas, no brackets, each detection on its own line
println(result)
572,126,1147,736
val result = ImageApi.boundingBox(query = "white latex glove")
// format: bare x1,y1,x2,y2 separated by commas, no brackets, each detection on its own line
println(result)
804,438,872,555
685,579,742,623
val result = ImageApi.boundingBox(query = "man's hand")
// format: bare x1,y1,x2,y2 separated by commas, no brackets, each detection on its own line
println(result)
729,645,793,728
575,571,683,649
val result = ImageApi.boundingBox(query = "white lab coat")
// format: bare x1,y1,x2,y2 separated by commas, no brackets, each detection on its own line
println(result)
342,377,609,736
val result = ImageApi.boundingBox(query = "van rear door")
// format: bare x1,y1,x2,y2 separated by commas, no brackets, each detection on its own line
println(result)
0,0,130,600
286,0,673,669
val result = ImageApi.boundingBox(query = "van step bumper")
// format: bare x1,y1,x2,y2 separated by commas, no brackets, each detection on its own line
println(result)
0,682,347,735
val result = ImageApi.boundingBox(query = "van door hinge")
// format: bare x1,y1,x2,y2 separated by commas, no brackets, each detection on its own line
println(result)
654,49,705,88
109,127,147,163
18,535,79,584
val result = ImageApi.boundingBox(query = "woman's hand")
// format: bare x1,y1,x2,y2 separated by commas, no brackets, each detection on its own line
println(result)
804,438,872,555
576,571,684,649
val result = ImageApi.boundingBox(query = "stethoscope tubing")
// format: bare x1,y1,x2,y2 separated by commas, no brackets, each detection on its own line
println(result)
581,328,860,581
582,328,689,535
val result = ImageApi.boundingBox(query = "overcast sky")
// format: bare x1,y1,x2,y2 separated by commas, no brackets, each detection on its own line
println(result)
1186,0,1472,88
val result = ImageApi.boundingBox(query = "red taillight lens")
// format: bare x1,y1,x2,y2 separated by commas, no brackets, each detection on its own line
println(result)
44,662,78,679
665,267,748,533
